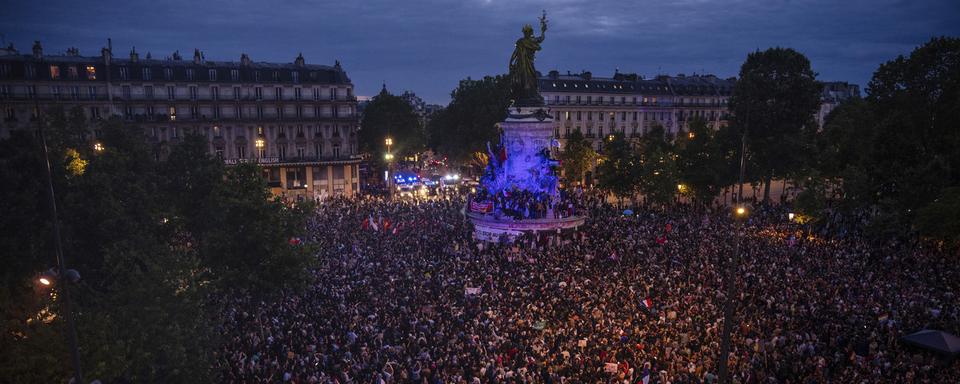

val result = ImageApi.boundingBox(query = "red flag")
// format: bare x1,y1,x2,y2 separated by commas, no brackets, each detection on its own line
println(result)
641,298,653,309
362,218,369,230
656,236,666,245
665,223,673,233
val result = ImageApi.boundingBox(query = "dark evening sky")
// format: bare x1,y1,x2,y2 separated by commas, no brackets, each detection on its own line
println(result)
3,0,958,104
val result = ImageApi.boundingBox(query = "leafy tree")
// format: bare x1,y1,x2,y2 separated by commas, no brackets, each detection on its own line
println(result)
914,187,960,247
597,132,639,205
559,129,597,186
676,117,726,205
360,88,424,160
728,47,822,201
427,75,511,163
0,108,317,382
637,125,680,205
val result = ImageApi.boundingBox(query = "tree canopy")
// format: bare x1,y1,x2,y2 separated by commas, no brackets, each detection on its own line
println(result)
359,88,424,160
427,75,511,163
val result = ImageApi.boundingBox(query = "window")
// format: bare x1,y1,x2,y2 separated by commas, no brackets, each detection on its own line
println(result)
172,127,179,138
272,71,279,81
70,86,80,99
167,86,175,100
212,86,219,100
49,65,61,80
85,65,96,80
189,86,198,100
142,67,152,80
254,71,261,82
123,106,133,120
4,108,14,120
88,86,98,99
286,167,306,188
26,85,36,98
121,86,130,99
0,64,9,78
632,111,638,121
292,71,299,83
215,146,224,158
277,106,284,119
119,66,128,80
25,65,36,79
164,67,173,80
208,69,217,81
190,106,199,118
314,142,322,156
564,111,570,121
237,145,246,159
587,111,592,121
275,87,282,100
213,125,221,137
576,96,581,104
255,87,263,100
278,144,287,159
294,88,301,100
235,105,242,119
233,87,241,100
576,111,581,121
186,68,194,81
296,124,304,136
0,85,9,98
332,145,340,158
621,112,626,121
169,106,176,121
230,69,239,81
331,88,337,100
296,106,303,118
256,106,264,119
313,88,320,100
145,86,153,99
90,107,101,119
213,106,221,119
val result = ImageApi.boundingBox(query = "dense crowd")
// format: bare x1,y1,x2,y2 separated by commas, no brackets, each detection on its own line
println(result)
216,192,959,383
472,188,579,220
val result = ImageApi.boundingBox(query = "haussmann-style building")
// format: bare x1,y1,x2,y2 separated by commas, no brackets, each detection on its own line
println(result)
0,41,361,201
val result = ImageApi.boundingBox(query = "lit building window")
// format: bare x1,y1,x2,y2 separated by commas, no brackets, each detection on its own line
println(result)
49,65,60,80
86,65,96,80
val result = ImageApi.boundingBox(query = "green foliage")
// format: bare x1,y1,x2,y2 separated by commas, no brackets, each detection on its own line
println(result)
812,37,960,243
914,187,960,247
0,108,315,382
729,47,822,200
559,129,597,186
676,117,726,205
427,75,511,162
597,132,639,201
360,89,424,159
637,124,680,205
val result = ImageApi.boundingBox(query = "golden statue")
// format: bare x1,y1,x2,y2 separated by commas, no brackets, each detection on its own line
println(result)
509,11,548,106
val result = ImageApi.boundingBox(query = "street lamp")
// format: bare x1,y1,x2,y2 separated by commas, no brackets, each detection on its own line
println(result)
93,142,104,152
384,153,394,161
255,138,265,159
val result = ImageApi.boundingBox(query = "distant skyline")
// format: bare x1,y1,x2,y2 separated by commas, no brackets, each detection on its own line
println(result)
3,0,958,104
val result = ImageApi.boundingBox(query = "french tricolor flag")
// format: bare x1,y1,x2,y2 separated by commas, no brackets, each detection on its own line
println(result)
641,298,653,310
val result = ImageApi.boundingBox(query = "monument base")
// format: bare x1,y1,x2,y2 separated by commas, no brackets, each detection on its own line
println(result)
468,211,585,243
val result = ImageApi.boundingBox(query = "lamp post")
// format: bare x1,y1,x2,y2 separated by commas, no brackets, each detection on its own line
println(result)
255,137,265,160
718,113,749,384
36,104,84,384
385,137,394,199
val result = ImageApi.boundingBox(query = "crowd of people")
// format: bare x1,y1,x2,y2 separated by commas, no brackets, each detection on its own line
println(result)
216,191,959,383
471,188,580,220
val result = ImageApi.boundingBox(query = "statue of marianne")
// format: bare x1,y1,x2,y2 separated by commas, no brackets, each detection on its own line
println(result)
509,11,548,106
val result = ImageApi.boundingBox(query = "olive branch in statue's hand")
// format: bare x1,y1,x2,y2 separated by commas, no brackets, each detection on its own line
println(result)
540,10,548,33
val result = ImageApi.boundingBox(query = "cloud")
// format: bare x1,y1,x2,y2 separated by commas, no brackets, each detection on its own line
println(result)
1,0,957,103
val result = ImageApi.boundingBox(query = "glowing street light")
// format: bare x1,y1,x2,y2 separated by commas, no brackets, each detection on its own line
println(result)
384,137,393,147
255,138,265,148
735,206,747,217
688,131,695,139
788,212,795,221
93,142,104,152
384,153,395,161
39,277,51,286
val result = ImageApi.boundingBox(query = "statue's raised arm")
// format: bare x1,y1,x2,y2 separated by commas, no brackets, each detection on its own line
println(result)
509,11,548,107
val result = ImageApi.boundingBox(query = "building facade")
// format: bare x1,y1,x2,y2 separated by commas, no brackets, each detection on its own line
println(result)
816,81,860,129
539,70,735,154
0,41,361,200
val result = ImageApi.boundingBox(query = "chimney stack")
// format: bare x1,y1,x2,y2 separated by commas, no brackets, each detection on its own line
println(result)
130,46,139,62
193,49,201,64
295,52,305,67
32,40,42,59
241,53,251,67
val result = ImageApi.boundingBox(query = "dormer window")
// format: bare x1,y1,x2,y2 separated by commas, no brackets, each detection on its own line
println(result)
49,65,60,80
186,68,194,81
164,67,173,80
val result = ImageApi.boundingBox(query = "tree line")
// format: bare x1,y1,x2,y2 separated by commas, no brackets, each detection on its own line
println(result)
0,112,316,382
419,37,960,246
